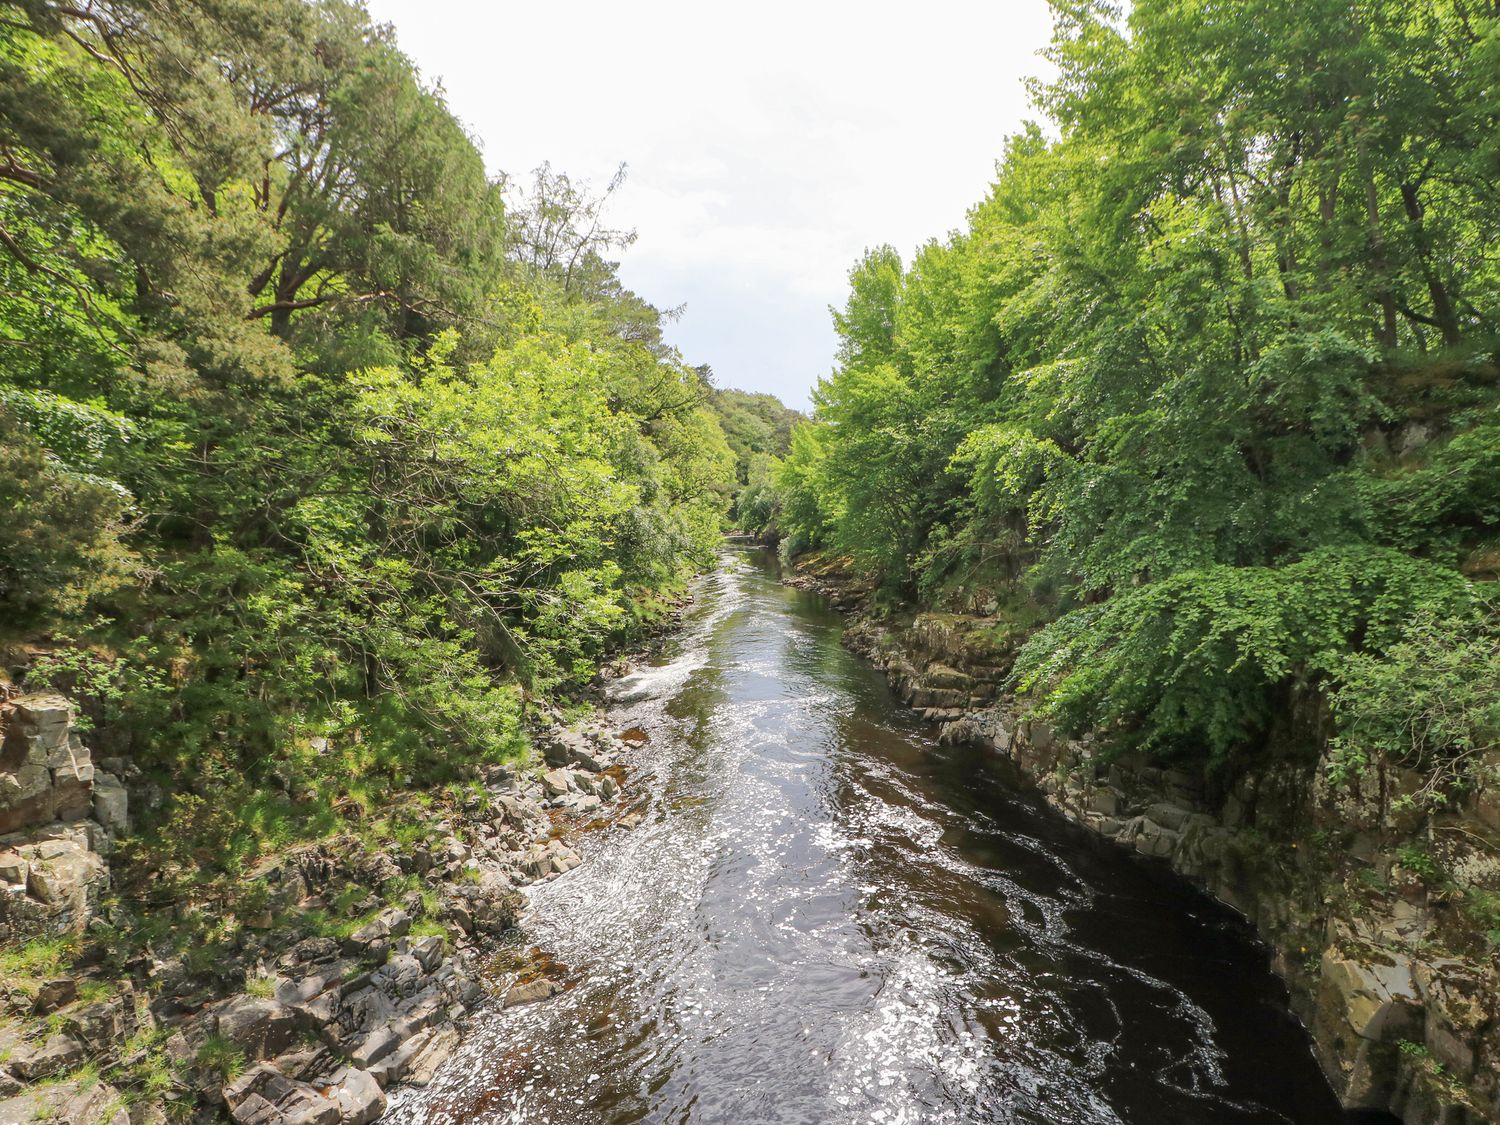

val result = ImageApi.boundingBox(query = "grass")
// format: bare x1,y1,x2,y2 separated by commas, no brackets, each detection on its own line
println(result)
193,1035,245,1082
409,919,448,943
0,935,78,998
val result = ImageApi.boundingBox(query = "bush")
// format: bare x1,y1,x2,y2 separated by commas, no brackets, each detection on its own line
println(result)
1012,547,1479,760
1329,607,1500,805
0,406,134,631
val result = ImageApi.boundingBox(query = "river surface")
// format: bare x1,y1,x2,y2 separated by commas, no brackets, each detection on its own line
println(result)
389,549,1347,1124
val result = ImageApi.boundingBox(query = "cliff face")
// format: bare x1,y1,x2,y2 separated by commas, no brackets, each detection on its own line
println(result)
794,567,1500,1125
0,694,127,941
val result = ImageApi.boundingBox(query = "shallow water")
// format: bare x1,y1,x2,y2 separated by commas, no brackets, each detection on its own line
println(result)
388,549,1346,1124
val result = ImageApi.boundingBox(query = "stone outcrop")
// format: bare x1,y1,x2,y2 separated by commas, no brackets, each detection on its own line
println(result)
0,693,126,940
0,688,639,1122
803,565,1500,1125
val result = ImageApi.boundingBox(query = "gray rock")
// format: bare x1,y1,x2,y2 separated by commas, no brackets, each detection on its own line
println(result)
541,768,573,797
225,1063,339,1125
330,1066,386,1124
12,1031,86,1079
568,744,609,772
402,1025,460,1086
92,771,130,836
0,1077,129,1124
1087,787,1122,816
214,995,301,1058
0,851,27,885
504,978,560,1007
411,934,444,973
343,907,410,956
31,976,77,1013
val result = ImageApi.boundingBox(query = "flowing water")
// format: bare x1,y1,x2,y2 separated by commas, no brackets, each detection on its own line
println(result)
389,548,1348,1125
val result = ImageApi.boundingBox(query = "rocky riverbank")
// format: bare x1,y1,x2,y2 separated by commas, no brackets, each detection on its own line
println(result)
787,554,1500,1125
0,691,642,1123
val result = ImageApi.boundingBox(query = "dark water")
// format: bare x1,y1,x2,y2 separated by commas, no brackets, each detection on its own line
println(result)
389,549,1346,1124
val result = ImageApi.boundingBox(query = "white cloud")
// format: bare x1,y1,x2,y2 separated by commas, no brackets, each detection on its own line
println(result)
365,0,1058,409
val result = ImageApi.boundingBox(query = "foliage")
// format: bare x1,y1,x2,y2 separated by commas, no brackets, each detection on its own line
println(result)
1330,606,1500,802
1012,548,1477,759
0,0,763,890
775,0,1500,770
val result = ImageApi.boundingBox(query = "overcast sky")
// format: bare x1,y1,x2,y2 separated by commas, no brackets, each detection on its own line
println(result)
363,0,1058,409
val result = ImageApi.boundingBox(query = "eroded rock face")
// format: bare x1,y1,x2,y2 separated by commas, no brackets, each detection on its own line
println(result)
0,1076,130,1124
0,694,128,940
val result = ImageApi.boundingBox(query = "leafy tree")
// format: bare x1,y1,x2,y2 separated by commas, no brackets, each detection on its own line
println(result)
779,0,1500,777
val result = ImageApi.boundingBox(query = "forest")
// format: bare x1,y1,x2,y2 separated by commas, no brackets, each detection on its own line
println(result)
0,0,783,885
765,0,1500,787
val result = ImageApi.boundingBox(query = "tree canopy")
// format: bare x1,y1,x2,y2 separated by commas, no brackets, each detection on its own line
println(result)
778,0,1500,774
0,0,761,850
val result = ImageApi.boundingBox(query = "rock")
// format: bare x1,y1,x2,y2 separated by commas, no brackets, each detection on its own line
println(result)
924,663,974,691
504,977,561,1007
225,1063,339,1125
541,768,573,797
568,744,609,772
0,851,28,885
214,995,301,1059
31,976,77,1013
92,771,130,836
330,1066,386,1124
1318,948,1420,1043
65,995,131,1049
1143,801,1193,832
343,907,410,956
12,1031,86,1079
402,1025,460,1086
411,934,444,973
598,775,619,799
1131,818,1180,858
1087,788,1122,817
0,1077,129,1124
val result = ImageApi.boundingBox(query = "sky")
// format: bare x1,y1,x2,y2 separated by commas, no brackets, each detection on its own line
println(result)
363,0,1059,410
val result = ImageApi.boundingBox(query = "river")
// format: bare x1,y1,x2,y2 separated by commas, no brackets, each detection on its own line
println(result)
388,548,1347,1124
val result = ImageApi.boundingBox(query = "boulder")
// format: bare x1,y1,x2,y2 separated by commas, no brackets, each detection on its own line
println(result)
343,907,410,957
401,1025,460,1086
330,1066,385,1124
504,978,560,1007
30,977,77,1014
541,768,573,797
568,744,609,772
214,995,301,1059
12,1032,86,1079
225,1064,339,1125
0,1077,129,1124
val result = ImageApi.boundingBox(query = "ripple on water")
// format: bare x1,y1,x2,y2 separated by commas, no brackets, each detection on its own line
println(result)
388,550,1342,1125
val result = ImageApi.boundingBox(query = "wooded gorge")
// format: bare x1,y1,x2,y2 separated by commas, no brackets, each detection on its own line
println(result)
3,0,1500,1121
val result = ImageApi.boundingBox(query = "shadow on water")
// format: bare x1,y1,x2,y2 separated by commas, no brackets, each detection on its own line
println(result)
388,548,1370,1124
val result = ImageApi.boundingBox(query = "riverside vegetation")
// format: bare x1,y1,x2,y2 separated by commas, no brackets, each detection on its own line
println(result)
754,0,1500,1121
0,0,799,1119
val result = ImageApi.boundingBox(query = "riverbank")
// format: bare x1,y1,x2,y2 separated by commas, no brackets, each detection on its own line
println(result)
785,552,1500,1125
0,687,652,1123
